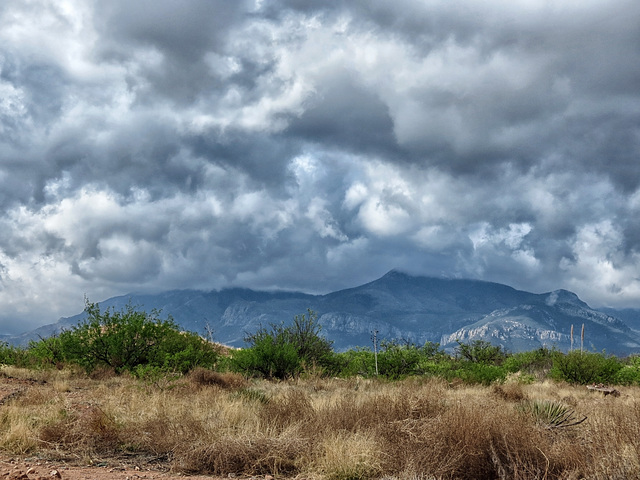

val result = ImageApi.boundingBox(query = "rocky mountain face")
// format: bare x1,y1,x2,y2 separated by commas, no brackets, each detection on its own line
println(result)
9,270,640,355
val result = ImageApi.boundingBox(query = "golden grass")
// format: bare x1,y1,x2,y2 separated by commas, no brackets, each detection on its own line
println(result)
1,366,640,478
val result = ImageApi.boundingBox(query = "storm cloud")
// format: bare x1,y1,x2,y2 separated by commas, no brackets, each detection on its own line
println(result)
0,0,639,333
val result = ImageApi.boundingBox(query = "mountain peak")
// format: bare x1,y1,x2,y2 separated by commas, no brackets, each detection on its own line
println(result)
545,289,588,308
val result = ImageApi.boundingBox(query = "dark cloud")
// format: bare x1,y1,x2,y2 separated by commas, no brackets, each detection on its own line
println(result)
0,0,638,333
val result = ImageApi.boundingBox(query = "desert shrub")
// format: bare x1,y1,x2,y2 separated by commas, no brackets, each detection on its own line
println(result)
232,310,337,379
335,341,449,379
550,350,623,385
28,300,218,374
419,358,457,378
334,348,376,377
231,336,302,380
613,356,640,385
519,399,587,429
189,368,246,389
377,341,448,379
0,342,32,368
376,341,424,379
456,339,507,365
27,333,77,368
502,347,554,376
450,362,508,385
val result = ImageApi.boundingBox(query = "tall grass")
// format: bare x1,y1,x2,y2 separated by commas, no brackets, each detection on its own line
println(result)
0,367,639,478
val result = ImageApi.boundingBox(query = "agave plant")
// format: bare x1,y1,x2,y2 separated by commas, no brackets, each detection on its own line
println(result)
520,399,587,429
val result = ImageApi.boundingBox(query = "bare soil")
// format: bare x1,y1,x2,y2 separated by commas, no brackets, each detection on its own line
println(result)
0,455,223,480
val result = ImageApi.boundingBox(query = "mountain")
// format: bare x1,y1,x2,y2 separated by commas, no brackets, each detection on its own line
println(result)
7,270,640,355
599,307,640,332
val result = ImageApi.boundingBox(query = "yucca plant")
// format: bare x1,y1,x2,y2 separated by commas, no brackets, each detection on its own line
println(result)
520,399,587,429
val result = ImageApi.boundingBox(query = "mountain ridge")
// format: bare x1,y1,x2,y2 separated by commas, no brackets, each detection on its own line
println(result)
7,270,640,355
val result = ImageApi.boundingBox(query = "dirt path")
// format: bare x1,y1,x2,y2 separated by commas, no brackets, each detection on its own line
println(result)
0,456,225,480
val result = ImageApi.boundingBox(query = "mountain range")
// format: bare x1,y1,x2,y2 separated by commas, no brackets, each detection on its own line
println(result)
6,270,640,355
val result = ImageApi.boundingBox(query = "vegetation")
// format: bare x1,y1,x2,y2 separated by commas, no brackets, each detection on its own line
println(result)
0,367,639,479
3,302,640,386
8,300,220,375
231,309,339,379
3,304,640,477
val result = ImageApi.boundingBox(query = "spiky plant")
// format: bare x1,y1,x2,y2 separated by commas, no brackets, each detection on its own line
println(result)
520,399,587,429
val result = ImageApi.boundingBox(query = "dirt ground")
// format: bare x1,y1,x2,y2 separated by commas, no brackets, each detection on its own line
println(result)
0,456,226,480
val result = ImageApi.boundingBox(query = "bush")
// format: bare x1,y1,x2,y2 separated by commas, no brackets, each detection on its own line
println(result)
376,341,424,379
450,362,508,385
232,336,302,380
502,348,554,376
614,356,640,385
377,341,447,379
550,351,623,384
0,342,32,368
232,310,337,379
28,300,218,374
335,348,376,377
455,340,506,365
334,341,449,379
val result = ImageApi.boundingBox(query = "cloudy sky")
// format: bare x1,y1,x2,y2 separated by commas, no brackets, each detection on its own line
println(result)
0,0,639,333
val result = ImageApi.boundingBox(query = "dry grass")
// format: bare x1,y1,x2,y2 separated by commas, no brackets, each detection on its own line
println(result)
0,366,639,479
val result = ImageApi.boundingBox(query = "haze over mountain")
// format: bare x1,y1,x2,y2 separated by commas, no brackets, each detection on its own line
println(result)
9,271,640,356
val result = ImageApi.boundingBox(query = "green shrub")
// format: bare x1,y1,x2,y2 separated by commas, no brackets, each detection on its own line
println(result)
334,349,376,377
450,362,508,385
502,348,554,376
232,310,337,379
0,342,32,368
334,341,449,379
613,356,640,385
550,351,623,385
28,300,218,374
28,332,73,367
455,339,506,365
231,336,302,380
377,341,424,379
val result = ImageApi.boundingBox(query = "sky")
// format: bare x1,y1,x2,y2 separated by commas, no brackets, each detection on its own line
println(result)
0,0,639,334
